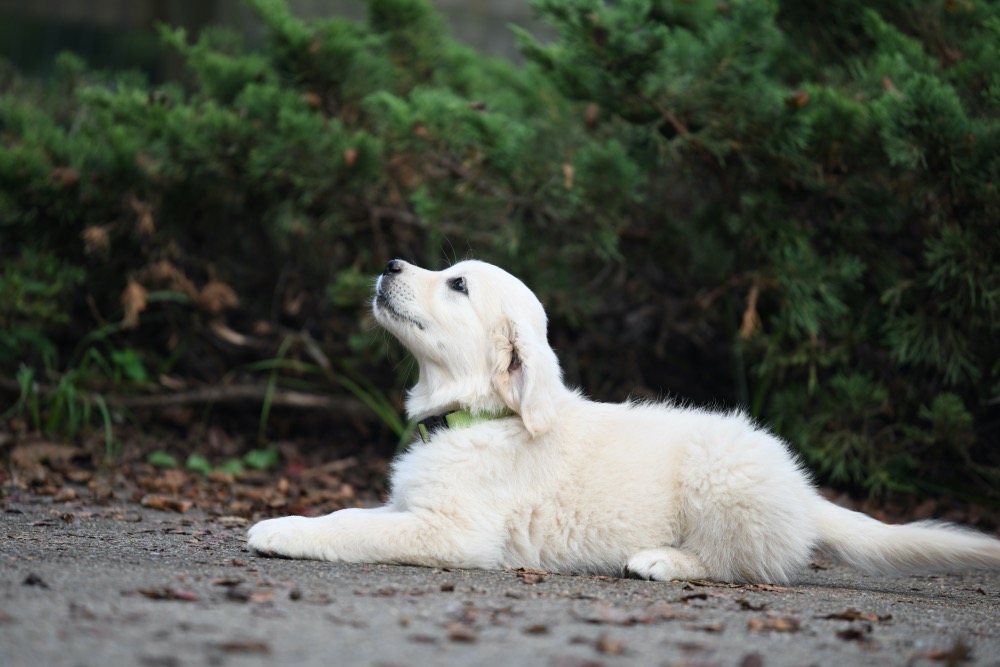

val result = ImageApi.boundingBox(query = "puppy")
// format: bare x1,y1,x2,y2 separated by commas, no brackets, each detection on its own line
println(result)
248,259,1000,583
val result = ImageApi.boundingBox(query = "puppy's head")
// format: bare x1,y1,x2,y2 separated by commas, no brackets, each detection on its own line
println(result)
372,259,561,437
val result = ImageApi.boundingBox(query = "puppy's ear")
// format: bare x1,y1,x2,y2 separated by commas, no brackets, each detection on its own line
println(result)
492,317,561,437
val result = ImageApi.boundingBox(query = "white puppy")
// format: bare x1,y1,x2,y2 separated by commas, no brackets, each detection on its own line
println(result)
248,259,1000,583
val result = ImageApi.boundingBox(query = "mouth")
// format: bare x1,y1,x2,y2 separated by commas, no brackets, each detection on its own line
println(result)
374,293,425,331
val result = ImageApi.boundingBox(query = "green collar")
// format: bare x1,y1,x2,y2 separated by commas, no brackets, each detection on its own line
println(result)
417,408,515,443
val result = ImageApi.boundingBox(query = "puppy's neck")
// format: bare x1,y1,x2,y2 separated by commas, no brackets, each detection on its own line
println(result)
405,362,509,422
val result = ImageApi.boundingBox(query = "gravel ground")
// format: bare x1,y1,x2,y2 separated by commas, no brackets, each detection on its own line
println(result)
2,499,999,667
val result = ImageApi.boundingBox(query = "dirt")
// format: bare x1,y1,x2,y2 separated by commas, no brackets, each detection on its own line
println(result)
2,496,999,667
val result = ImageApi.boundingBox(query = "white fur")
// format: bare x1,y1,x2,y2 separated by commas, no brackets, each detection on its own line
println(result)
248,260,1000,583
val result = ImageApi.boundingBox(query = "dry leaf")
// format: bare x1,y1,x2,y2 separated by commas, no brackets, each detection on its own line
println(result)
686,622,725,633
132,588,199,602
750,583,787,592
446,623,477,642
218,641,269,654
926,639,972,664
739,284,761,338
302,92,322,109
562,162,575,190
128,196,155,236
81,225,111,256
140,495,193,513
736,598,766,611
10,443,86,470
823,608,888,623
121,279,148,329
524,624,549,635
748,616,800,632
195,281,239,315
343,147,358,168
50,166,80,187
518,572,546,585
785,89,810,109
595,635,626,655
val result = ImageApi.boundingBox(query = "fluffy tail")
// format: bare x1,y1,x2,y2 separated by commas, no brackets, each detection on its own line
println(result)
814,500,1000,575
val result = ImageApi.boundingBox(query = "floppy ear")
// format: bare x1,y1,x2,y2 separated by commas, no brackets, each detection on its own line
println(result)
492,317,561,437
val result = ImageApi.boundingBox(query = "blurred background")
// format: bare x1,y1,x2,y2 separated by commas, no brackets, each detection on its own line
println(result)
1,0,998,523
0,0,548,74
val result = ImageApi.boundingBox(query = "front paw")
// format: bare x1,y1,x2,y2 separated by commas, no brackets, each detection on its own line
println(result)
247,516,320,560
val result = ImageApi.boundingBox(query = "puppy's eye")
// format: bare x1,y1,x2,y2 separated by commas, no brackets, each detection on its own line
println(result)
447,277,468,295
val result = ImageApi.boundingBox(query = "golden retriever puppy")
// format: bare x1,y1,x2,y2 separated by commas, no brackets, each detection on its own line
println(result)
248,259,1000,583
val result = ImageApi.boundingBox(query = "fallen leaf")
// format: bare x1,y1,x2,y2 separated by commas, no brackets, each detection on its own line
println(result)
216,516,248,527
132,588,199,602
524,624,549,635
23,574,48,588
822,608,890,623
213,578,243,587
577,604,636,626
748,617,800,632
440,583,455,592
686,622,725,633
926,640,972,664
749,583,787,592
249,591,274,603
141,495,193,513
218,641,270,654
446,623,477,642
736,598,766,611
595,635,626,655
688,579,740,588
53,487,77,503
11,443,87,470
836,627,870,641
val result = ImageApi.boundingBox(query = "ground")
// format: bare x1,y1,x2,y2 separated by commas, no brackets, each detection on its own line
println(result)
2,496,999,667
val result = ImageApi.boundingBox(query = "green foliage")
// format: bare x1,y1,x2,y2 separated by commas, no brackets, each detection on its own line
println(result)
149,451,179,468
0,251,84,364
2,0,999,503
518,0,1000,500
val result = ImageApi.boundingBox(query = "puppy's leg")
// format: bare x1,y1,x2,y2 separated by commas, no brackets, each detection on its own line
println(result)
626,547,710,581
247,507,491,568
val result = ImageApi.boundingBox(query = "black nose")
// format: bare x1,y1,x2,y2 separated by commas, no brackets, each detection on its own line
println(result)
384,259,403,275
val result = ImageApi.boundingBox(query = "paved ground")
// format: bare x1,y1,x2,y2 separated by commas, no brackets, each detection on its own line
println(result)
2,499,998,667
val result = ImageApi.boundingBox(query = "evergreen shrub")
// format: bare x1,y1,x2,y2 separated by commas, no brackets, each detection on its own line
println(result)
0,0,997,503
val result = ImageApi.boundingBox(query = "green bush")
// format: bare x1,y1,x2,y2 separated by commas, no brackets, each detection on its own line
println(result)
519,0,1000,499
1,0,998,503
